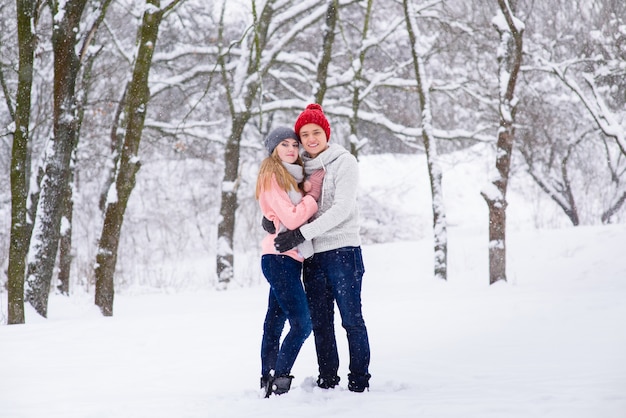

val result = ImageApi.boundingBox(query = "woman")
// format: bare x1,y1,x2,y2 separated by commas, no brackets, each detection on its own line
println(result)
255,126,324,397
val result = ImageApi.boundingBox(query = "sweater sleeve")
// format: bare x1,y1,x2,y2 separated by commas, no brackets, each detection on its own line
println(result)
259,176,318,231
300,153,358,240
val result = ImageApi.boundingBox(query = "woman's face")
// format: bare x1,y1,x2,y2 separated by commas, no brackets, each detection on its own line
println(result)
276,138,300,164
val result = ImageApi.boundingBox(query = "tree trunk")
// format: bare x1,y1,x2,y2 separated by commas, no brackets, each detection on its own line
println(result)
57,25,101,296
602,192,626,224
214,0,274,287
25,0,89,317
7,0,40,324
481,0,524,285
94,0,170,315
216,115,246,287
57,159,75,295
99,88,126,212
348,0,372,159
484,194,507,283
313,0,337,106
403,0,448,280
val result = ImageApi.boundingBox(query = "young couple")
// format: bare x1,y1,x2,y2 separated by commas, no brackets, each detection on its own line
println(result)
255,103,371,398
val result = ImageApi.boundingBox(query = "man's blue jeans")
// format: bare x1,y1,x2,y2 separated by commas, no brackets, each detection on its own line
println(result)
261,255,312,379
303,246,371,390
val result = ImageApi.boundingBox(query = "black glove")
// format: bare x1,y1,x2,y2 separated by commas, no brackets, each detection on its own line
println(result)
274,228,305,253
262,216,276,234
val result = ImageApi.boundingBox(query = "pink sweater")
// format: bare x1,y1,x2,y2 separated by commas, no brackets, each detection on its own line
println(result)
258,176,318,262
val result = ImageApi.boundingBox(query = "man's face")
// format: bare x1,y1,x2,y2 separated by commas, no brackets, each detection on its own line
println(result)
298,123,328,158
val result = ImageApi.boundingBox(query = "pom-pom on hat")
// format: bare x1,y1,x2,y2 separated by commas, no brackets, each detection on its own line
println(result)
294,103,331,141
264,127,299,155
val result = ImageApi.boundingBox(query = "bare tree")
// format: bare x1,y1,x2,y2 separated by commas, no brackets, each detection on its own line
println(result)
519,127,586,226
517,0,626,226
58,5,106,296
24,0,113,318
6,0,44,324
95,0,184,316
403,0,447,280
480,0,524,285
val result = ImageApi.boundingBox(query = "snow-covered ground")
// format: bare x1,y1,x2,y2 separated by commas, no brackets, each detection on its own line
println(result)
1,147,625,417
1,222,625,418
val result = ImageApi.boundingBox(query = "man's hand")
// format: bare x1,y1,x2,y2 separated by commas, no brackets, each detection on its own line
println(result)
274,228,305,252
262,216,276,234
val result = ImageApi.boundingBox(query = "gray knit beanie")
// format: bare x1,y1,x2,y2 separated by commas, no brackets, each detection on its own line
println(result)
264,127,298,155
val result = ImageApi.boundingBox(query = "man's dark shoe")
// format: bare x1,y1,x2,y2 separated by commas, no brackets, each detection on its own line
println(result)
317,375,340,389
348,373,371,393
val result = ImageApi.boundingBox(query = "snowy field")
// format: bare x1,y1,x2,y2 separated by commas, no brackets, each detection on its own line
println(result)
1,147,625,417
0,222,625,418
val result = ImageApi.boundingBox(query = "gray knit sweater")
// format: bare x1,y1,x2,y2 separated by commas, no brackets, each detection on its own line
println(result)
300,143,362,253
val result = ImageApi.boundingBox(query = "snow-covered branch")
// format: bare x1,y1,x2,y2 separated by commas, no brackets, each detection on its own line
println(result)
534,58,626,156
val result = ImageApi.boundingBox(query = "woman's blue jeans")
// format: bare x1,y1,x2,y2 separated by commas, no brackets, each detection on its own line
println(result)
261,255,312,378
303,246,371,389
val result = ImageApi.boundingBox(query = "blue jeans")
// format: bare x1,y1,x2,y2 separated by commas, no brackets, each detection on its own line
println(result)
261,255,312,378
303,246,371,389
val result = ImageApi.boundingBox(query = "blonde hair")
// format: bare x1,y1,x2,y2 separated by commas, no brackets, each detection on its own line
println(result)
255,148,304,199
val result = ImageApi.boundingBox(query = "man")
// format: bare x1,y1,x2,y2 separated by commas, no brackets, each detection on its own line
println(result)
273,103,371,393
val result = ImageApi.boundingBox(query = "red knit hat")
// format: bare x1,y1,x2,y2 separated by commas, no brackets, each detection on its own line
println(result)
294,103,331,141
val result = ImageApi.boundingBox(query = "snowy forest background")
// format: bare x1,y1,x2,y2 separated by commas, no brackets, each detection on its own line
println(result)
1,0,625,324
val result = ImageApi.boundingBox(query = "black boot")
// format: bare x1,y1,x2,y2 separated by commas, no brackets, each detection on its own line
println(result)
260,376,270,391
317,375,340,389
347,373,371,393
265,375,293,398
